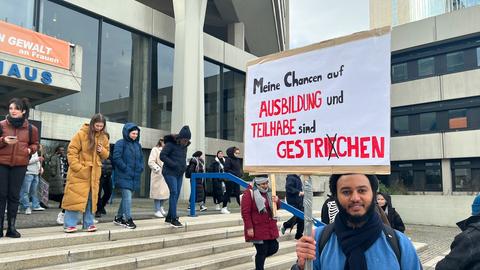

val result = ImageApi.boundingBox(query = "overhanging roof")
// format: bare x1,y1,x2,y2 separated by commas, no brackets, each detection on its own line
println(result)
135,0,286,56
0,47,82,108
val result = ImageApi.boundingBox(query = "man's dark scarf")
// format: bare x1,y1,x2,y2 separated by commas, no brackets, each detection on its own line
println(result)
333,201,383,270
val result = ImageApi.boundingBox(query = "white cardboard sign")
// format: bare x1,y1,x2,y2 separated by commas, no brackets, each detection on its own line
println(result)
244,30,391,173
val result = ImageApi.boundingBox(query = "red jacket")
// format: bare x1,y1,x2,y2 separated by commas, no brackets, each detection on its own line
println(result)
241,185,280,242
0,119,39,167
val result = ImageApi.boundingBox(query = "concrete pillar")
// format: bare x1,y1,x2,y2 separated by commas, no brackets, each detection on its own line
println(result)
227,22,245,50
442,159,453,195
172,0,207,199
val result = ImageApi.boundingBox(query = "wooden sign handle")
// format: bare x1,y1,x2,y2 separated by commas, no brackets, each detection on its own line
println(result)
270,173,277,217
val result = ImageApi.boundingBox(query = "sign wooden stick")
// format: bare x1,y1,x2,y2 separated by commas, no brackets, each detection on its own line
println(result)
302,174,313,270
270,173,277,217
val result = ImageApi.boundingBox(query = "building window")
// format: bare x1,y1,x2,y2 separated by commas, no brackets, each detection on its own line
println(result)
37,1,99,118
0,0,35,29
417,57,435,77
452,158,480,191
204,60,221,138
388,160,442,192
151,42,174,131
392,63,408,82
222,68,245,142
446,51,464,73
448,108,467,129
419,112,437,132
424,161,442,191
393,116,409,134
99,22,150,125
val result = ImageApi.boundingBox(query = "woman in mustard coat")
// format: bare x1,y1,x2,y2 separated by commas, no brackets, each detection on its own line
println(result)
62,114,109,233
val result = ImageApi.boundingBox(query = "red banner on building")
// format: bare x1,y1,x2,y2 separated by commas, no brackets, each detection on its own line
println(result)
0,20,70,70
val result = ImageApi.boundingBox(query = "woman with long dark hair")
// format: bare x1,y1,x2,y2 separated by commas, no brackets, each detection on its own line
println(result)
61,113,109,233
0,98,39,238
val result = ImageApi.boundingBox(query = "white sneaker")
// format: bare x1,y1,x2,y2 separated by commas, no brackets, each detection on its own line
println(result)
221,207,230,214
200,204,207,212
160,207,167,217
33,206,45,211
215,204,221,211
57,212,65,225
94,219,99,224
25,207,32,215
154,211,164,218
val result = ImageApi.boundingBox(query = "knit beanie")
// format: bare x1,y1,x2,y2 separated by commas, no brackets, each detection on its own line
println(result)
253,176,269,185
178,125,191,140
472,194,480,216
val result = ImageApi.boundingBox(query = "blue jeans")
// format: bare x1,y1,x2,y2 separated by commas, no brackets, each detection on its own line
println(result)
164,174,183,219
117,189,133,219
19,174,41,209
64,192,94,229
154,199,165,212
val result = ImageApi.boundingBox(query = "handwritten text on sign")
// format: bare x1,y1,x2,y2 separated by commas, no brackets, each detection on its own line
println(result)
244,32,391,167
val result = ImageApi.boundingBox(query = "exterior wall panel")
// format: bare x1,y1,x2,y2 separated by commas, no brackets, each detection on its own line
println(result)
391,77,441,107
391,17,435,52
442,69,480,101
443,130,480,158
391,133,443,161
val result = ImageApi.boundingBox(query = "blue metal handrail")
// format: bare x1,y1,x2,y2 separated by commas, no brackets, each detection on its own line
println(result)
189,172,323,227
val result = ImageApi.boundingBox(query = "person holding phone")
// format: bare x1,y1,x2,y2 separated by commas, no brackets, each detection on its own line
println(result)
61,113,109,233
0,98,39,238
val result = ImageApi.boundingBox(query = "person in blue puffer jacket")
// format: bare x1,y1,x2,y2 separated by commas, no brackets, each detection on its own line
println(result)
112,122,144,229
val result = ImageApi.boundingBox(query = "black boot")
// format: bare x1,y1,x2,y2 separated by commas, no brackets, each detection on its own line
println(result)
6,216,21,238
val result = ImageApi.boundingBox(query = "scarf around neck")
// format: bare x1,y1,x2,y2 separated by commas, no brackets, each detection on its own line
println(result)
7,115,26,128
253,185,273,217
334,207,383,270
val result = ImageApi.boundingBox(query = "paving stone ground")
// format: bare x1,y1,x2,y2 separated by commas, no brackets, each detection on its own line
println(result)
406,224,460,269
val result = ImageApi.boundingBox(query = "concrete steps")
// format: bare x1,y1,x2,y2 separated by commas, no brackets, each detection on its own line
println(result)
223,253,298,270
0,210,300,270
0,210,427,270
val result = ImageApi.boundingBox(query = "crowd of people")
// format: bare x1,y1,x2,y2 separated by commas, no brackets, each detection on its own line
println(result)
0,99,244,234
2,97,480,269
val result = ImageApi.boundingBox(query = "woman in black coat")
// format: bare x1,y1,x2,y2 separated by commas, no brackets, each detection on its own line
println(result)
221,146,242,214
208,150,225,210
377,192,406,232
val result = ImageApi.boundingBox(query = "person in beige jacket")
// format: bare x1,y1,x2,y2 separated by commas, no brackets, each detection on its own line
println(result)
148,138,169,218
62,114,109,233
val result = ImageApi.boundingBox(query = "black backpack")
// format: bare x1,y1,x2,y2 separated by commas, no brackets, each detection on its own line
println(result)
317,223,402,268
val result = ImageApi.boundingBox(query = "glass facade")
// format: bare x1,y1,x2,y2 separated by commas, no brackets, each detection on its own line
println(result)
446,51,464,73
204,61,221,138
0,0,35,29
418,57,435,77
452,158,480,191
151,42,174,131
384,160,442,192
203,61,246,142
99,22,150,126
222,67,245,142
419,112,437,131
392,63,408,82
37,0,99,118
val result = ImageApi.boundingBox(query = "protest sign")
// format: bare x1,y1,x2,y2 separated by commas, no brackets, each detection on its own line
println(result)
244,27,391,174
